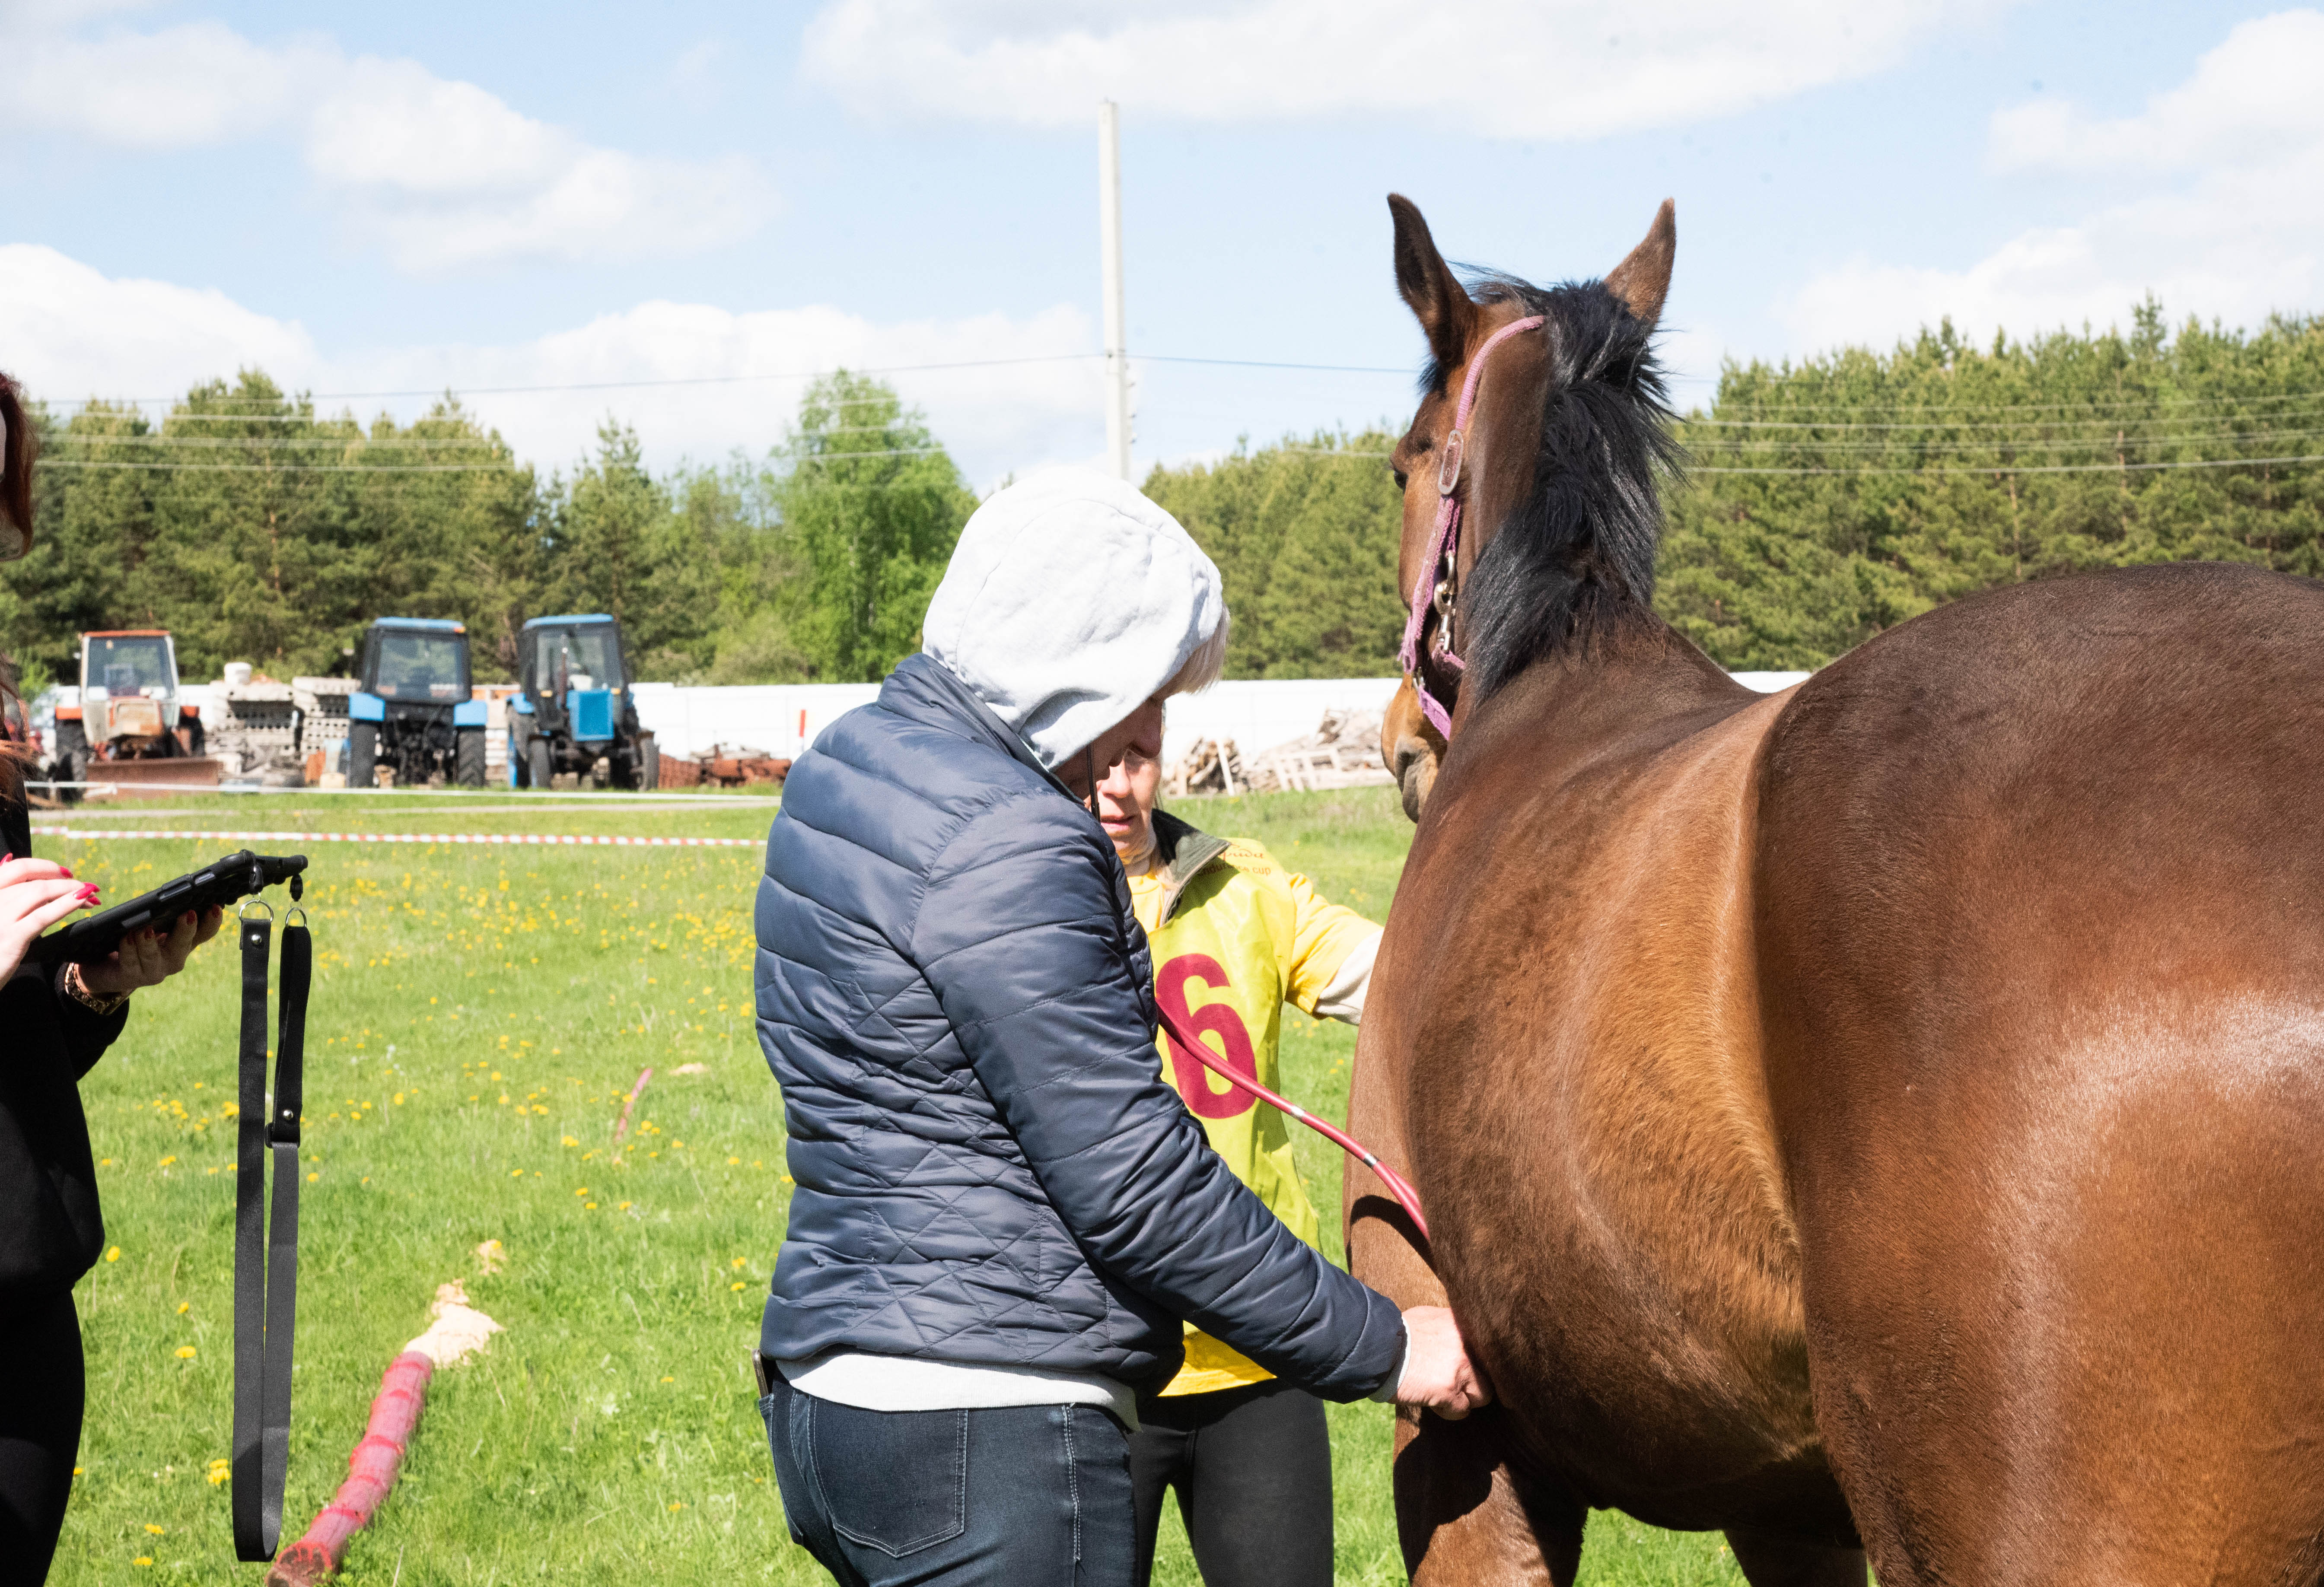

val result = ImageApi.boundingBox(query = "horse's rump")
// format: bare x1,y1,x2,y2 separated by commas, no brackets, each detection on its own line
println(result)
1755,563,2324,1580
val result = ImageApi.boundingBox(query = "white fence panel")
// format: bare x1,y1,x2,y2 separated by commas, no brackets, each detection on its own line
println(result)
627,671,1810,770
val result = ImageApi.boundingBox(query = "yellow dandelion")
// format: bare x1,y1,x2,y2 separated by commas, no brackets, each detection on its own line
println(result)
726,1156,741,1166
730,1281,748,1291
661,1375,675,1383
584,1202,598,1209
306,1172,319,1183
175,1345,197,1358
561,1135,578,1148
573,1187,589,1197
134,1557,153,1568
175,1301,189,1315
145,1523,166,1534
509,1168,523,1177
159,1156,177,1167
105,1247,121,1263
668,1501,684,1511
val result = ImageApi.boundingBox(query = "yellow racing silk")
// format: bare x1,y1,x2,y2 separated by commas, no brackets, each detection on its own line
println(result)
1129,810,1382,1396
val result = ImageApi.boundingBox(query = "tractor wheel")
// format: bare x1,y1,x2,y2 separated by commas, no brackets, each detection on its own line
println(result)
637,734,659,792
509,730,528,788
349,722,378,789
527,736,553,790
455,728,487,789
51,722,88,802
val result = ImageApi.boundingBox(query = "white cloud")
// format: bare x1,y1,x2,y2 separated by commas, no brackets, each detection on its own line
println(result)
3,19,328,147
1783,10,2324,352
0,11,771,270
0,243,319,403
356,301,1104,485
304,58,772,270
0,245,1099,486
799,0,2004,139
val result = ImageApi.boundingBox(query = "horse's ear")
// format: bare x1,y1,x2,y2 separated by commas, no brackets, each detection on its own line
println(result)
1603,199,1676,328
1389,194,1477,373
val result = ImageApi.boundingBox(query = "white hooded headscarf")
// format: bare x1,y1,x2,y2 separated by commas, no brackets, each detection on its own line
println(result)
922,468,1225,768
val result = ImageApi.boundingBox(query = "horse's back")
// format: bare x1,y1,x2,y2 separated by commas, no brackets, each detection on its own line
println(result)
1757,563,2324,1583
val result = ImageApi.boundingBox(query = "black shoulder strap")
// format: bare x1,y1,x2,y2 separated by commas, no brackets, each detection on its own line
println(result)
232,908,306,1562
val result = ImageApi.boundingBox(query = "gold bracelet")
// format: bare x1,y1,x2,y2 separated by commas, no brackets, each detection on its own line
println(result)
60,961,130,1017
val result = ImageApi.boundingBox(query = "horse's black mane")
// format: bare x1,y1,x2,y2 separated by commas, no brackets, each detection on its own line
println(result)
1443,272,1678,703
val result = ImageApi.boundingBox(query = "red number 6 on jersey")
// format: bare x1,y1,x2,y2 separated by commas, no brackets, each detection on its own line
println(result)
1156,953,1258,1119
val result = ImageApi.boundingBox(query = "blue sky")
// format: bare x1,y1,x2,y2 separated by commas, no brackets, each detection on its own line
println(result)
3,0,2316,484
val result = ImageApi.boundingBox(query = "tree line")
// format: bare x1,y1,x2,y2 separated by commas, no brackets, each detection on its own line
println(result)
2,369,974,691
7,300,2321,691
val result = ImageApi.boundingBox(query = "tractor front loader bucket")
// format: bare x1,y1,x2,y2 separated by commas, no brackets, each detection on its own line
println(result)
94,757,224,796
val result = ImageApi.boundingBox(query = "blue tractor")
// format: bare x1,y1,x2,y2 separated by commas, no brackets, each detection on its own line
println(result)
510,614,659,790
347,618,489,789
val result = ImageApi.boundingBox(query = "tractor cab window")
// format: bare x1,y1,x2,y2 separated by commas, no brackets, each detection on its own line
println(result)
87,636,174,698
534,628,625,693
373,633,468,700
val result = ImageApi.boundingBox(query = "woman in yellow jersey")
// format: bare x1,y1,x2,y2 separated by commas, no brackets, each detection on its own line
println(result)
1095,736,1382,1587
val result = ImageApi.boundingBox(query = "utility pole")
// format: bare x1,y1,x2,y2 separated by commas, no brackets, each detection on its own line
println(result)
1098,100,1132,481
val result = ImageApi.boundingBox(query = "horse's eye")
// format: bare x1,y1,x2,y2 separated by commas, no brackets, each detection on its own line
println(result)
1392,469,1409,491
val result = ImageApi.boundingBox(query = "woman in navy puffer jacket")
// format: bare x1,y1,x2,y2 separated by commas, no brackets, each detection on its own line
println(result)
753,471,1485,1587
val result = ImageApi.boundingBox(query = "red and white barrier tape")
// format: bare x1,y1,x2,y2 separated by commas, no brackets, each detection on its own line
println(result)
31,826,759,849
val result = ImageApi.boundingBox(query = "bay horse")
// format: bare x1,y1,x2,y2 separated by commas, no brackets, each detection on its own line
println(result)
1347,195,2324,1586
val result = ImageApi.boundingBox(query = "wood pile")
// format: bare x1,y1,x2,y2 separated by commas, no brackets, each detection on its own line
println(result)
1168,708,1395,797
1166,736,1248,797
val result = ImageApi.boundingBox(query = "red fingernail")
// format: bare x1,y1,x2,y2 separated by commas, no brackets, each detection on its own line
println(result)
58,866,73,879
78,884,99,901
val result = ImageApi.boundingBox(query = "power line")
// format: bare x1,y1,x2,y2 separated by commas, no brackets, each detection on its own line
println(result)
1687,425,2324,455
74,353,1101,406
39,460,518,474
1273,447,2324,476
39,444,946,474
1140,355,1412,375
1694,453,2324,476
44,434,523,451
1702,387,2324,418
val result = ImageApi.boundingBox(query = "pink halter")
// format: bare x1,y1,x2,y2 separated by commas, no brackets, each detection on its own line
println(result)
1396,314,1547,738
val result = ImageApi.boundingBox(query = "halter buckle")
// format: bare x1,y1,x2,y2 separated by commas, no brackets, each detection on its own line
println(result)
1436,429,1464,497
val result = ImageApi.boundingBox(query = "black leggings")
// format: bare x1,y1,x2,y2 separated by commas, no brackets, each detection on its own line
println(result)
1128,1379,1331,1587
0,1290,82,1587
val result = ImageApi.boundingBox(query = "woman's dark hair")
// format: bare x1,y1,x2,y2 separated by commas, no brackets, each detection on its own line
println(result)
0,371,37,797
0,371,33,552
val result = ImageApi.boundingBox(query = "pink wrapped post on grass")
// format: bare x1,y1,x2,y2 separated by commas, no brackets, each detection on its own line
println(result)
263,1354,431,1586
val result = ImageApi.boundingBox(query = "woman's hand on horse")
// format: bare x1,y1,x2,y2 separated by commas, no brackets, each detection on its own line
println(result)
80,905,223,998
0,856,97,982
1394,1305,1493,1420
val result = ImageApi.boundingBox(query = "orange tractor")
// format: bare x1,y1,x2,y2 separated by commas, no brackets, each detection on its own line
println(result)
49,630,222,795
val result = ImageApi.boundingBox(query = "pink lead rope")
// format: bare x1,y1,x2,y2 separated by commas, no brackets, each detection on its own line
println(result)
1396,314,1549,738
1156,1005,1429,1242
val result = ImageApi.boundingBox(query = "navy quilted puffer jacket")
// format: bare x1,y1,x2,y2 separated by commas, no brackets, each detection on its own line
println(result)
755,654,1405,1397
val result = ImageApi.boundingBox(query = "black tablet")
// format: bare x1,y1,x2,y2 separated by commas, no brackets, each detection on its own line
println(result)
27,850,307,967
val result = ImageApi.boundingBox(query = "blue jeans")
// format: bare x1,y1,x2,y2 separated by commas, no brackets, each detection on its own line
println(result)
762,1372,1135,1587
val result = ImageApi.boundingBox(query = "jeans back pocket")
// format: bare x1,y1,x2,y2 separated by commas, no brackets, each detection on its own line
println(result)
808,1400,969,1558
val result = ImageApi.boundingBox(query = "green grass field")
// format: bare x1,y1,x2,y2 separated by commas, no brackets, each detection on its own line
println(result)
41,785,1742,1585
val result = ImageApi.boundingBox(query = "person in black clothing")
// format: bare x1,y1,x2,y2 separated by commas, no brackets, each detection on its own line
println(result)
0,372,223,1584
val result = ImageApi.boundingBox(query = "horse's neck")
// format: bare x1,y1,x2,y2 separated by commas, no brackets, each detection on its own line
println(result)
1456,613,1750,776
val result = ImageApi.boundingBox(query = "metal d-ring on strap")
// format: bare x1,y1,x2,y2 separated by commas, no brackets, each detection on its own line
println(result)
233,882,309,1562
1396,313,1549,739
